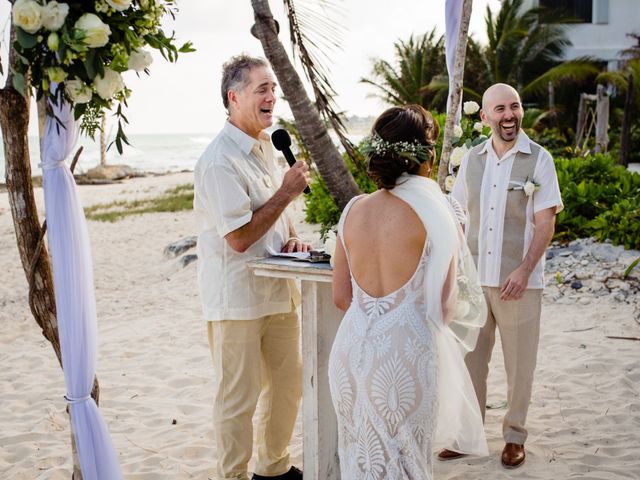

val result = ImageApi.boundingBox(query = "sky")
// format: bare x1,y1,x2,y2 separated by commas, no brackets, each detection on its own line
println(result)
0,0,500,135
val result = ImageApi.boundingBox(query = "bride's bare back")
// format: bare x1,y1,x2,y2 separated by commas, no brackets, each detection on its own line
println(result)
342,190,427,298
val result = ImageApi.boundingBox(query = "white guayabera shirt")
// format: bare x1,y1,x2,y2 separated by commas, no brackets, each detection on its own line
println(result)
194,121,299,321
451,131,564,289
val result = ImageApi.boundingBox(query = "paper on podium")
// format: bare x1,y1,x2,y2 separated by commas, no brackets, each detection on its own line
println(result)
266,245,311,260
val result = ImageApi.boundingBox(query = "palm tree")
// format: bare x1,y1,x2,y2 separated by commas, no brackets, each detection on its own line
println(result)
251,0,360,210
360,30,447,111
477,0,598,100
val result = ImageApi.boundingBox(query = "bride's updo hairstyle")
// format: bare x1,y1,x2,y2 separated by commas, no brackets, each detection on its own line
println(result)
365,104,439,190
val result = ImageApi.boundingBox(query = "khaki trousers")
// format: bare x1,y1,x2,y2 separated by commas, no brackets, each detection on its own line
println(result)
207,308,302,480
465,287,542,445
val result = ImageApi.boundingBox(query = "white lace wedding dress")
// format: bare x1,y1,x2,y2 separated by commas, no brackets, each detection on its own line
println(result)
328,196,440,480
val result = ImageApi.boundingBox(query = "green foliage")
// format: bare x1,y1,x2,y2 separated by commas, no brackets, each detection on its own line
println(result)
360,30,446,111
528,127,577,158
555,154,640,248
304,153,377,235
85,183,193,222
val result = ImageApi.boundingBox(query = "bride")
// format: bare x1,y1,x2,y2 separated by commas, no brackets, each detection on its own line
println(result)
328,105,488,479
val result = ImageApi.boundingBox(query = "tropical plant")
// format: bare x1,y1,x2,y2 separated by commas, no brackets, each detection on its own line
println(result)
360,30,446,110
479,0,597,100
304,149,377,235
554,154,640,249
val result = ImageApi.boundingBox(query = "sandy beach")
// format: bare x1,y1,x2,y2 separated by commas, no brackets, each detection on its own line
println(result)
1,172,638,479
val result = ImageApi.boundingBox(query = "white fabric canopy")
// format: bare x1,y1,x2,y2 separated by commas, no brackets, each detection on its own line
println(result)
445,0,464,123
41,87,122,479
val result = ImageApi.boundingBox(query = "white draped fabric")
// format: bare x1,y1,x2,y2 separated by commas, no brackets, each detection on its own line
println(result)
445,0,464,123
391,174,488,455
41,89,122,479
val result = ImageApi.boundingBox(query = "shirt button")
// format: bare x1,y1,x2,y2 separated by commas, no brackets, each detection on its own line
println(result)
489,227,493,231
493,184,497,188
491,207,494,210
488,251,492,255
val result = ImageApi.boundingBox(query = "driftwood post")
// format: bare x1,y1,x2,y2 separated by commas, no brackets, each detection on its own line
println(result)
438,0,473,189
594,84,609,153
575,93,588,148
620,73,634,167
0,21,96,480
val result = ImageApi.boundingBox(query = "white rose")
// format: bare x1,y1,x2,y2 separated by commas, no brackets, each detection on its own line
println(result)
106,0,132,11
453,124,463,139
75,13,111,48
523,181,536,196
128,49,153,72
41,1,69,31
473,121,483,133
94,68,125,100
463,101,480,115
449,145,468,167
445,175,456,192
12,0,43,34
64,79,93,104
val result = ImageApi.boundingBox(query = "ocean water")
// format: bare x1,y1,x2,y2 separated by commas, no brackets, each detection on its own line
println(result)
0,128,369,181
0,133,214,179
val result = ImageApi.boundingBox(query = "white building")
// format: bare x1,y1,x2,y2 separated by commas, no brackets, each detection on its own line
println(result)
523,0,639,69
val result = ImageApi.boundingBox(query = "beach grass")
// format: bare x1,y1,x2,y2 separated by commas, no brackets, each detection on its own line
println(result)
85,183,194,222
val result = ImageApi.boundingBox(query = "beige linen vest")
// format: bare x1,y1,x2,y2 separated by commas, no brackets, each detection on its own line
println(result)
465,141,540,285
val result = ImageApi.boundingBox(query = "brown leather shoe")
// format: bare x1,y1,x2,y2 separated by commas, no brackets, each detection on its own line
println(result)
501,443,525,469
437,449,466,461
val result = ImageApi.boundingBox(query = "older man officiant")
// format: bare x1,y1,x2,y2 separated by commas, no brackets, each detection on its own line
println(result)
444,83,563,469
194,54,311,480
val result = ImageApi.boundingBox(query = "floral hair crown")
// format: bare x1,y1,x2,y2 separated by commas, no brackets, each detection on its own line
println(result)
361,134,434,165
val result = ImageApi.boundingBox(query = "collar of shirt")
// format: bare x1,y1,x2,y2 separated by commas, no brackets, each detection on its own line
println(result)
480,130,532,163
222,120,270,156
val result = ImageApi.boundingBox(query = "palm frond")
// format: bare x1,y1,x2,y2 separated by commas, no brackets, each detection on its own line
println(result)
521,60,599,98
522,107,552,129
596,71,630,91
282,0,357,160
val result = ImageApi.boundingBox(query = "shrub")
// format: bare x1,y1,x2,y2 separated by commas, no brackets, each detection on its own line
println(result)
304,153,377,236
555,154,640,248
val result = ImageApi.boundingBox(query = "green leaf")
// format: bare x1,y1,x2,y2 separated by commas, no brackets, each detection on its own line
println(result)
179,42,196,53
11,72,27,98
16,28,38,49
84,49,97,79
623,258,640,279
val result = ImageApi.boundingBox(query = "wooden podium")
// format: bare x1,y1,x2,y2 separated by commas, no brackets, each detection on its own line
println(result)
247,257,342,480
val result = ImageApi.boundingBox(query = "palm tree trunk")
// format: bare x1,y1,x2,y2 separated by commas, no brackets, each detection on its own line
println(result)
0,29,61,368
0,22,98,480
250,0,360,210
438,0,473,189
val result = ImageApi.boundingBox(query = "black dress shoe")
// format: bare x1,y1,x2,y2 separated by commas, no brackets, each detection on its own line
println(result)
252,466,302,479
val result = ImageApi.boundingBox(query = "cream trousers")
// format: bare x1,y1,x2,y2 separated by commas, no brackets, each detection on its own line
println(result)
207,309,302,479
465,287,542,445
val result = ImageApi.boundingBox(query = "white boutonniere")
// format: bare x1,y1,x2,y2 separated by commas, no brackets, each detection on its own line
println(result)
508,178,540,197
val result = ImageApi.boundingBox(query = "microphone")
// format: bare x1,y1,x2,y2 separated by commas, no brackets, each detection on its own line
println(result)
271,128,310,194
